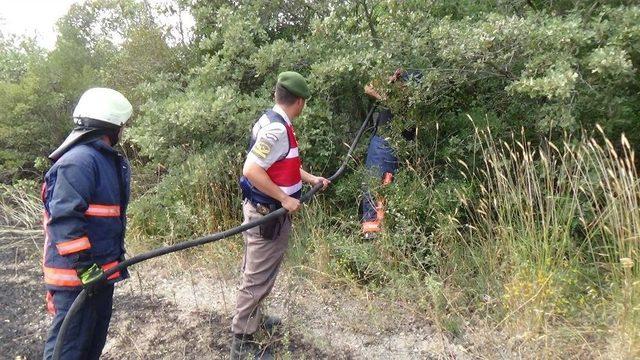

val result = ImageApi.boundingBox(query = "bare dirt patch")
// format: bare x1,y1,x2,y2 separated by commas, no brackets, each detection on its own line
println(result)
1,232,462,359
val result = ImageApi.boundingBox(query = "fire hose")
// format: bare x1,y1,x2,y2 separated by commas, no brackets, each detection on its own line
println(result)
52,105,376,359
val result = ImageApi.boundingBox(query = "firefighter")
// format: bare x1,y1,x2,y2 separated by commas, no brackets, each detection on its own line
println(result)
361,68,421,239
42,88,132,359
232,71,330,359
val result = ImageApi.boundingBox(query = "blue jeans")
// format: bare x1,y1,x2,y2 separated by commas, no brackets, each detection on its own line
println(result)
362,135,398,222
43,285,114,360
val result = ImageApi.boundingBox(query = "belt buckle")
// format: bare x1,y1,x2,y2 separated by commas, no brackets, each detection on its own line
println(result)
255,203,270,215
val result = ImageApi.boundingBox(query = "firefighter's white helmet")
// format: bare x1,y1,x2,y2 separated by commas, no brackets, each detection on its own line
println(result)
72,87,132,127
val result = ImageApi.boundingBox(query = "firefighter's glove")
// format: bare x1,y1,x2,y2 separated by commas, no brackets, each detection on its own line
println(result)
77,263,104,286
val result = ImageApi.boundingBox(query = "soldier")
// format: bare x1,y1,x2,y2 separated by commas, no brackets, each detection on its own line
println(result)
233,72,330,359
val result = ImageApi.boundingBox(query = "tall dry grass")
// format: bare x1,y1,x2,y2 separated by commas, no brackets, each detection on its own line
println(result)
0,181,41,229
451,125,639,357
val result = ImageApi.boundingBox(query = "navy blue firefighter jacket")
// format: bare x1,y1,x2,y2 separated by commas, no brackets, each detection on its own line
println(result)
42,139,130,291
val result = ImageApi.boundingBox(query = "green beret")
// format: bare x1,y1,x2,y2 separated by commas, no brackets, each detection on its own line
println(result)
277,71,310,99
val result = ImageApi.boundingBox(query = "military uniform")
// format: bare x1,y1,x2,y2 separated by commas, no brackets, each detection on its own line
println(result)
235,105,301,334
231,72,315,360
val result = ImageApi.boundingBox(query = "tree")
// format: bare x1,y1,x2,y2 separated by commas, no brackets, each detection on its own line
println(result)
0,0,186,181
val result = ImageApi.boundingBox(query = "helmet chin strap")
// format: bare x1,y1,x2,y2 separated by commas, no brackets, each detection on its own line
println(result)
105,128,120,146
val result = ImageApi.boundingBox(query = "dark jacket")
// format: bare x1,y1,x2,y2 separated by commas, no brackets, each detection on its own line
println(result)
42,139,130,291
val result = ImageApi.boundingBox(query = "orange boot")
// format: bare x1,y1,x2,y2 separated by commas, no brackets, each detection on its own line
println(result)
362,172,393,239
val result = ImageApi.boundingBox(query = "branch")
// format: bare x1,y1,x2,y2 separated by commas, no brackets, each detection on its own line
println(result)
361,0,381,48
525,0,537,10
486,60,516,80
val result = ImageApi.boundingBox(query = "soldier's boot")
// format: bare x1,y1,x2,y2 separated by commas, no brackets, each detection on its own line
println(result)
261,315,282,335
230,334,274,360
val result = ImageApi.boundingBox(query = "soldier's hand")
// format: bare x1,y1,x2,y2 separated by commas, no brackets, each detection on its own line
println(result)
314,176,331,191
281,196,301,212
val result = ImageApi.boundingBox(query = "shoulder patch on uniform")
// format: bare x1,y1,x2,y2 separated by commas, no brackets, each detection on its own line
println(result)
251,140,271,159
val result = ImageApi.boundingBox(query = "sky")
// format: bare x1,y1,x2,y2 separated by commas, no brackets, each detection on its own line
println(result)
0,0,194,50
0,0,78,49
